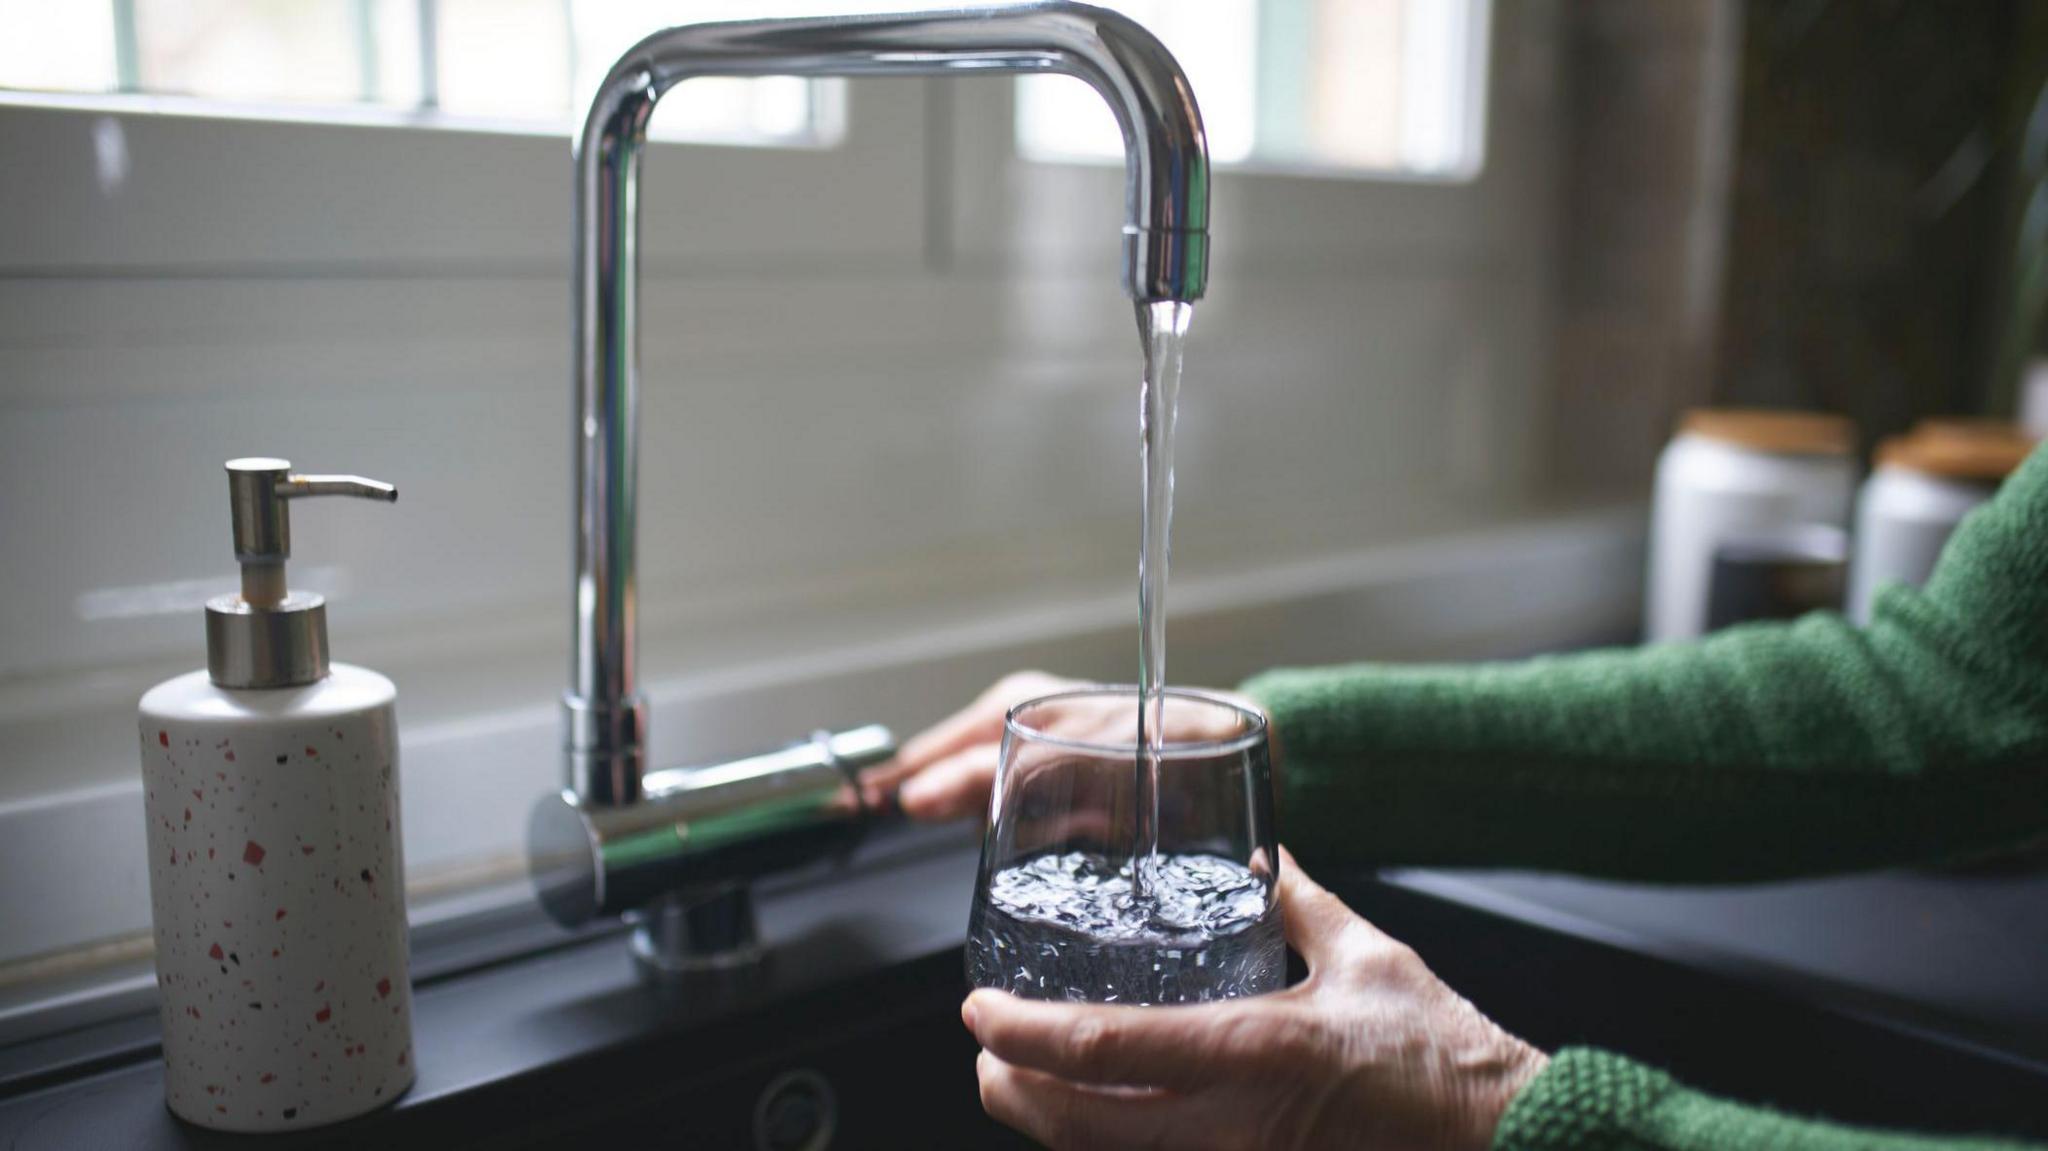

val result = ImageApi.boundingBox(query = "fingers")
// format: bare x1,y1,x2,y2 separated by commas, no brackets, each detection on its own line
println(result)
896,746,998,820
901,672,1050,767
966,989,1289,1092
977,1051,1220,1151
1276,846,1383,967
863,672,1064,815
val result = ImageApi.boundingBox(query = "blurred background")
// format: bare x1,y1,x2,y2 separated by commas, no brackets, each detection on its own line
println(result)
2,0,2045,973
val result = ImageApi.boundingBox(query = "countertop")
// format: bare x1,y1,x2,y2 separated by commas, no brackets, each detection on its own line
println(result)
3,823,2045,1147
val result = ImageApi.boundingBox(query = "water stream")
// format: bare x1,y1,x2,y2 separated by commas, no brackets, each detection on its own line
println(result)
1133,299,1191,902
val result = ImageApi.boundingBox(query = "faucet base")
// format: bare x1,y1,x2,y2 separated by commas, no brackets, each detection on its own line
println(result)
631,886,764,982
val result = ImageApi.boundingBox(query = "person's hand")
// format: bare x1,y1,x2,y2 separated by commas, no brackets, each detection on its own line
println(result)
862,671,1082,820
964,849,1548,1151
862,671,1260,821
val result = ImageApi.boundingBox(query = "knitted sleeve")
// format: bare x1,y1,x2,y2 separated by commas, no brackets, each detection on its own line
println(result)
1243,445,2048,883
1494,1049,2042,1151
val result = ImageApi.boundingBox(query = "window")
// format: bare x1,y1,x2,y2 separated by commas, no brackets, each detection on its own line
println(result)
1016,0,1491,179
0,0,874,148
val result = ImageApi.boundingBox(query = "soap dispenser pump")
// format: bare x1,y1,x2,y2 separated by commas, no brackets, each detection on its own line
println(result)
140,458,414,1132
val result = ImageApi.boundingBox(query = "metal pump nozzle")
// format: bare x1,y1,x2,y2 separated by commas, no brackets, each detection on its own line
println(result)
207,458,398,689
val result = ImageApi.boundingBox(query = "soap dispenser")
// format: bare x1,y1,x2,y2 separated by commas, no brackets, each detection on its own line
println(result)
139,458,412,1131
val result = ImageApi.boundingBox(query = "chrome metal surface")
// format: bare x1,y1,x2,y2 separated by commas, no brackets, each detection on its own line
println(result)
531,725,896,929
210,458,397,688
206,591,330,690
565,3,1211,806
631,888,764,980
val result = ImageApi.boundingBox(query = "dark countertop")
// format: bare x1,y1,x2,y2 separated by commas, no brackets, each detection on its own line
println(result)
1395,864,2048,1052
3,822,2046,1147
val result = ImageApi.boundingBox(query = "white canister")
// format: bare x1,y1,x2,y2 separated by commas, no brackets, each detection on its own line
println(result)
138,459,411,1132
1645,410,1857,642
1846,430,2033,624
141,669,412,1130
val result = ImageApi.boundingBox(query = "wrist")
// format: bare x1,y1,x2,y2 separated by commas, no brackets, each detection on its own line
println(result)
1461,1039,1549,1151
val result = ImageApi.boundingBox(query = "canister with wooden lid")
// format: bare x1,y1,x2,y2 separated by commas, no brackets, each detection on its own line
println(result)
1846,426,2035,624
1646,409,1858,642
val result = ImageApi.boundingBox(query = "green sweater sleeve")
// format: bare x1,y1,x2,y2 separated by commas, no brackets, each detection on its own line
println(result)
1243,444,2048,883
1495,1049,2041,1151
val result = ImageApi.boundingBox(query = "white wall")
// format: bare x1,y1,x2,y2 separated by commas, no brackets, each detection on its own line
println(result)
0,1,1599,969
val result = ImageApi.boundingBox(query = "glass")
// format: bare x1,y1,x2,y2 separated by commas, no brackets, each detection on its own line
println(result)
966,687,1282,1005
1015,0,1491,178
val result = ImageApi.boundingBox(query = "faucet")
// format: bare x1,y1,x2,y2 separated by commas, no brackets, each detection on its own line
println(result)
530,2,1210,978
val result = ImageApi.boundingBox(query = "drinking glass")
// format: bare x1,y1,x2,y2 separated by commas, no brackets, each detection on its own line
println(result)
965,686,1281,1004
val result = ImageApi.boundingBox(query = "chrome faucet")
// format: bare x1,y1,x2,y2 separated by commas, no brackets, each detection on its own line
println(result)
533,2,1210,977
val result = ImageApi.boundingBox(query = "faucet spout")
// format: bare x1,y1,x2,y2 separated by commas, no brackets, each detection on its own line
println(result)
566,2,1209,805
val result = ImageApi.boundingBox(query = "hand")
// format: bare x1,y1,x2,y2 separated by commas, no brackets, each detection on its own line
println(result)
863,671,1082,820
964,849,1548,1151
862,671,1261,821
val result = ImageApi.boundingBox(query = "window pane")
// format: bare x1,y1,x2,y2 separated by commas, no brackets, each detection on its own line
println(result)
1017,0,1490,178
0,1,118,94
435,0,571,121
133,0,366,105
0,0,851,150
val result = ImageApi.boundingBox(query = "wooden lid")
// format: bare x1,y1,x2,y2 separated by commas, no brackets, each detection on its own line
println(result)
1877,432,2035,481
1679,408,1856,457
1909,417,2032,445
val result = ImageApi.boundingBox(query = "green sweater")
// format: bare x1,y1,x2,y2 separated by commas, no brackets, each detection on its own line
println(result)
1242,443,2048,1151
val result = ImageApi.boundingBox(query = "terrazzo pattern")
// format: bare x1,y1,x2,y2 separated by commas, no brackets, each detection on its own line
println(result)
139,707,413,1131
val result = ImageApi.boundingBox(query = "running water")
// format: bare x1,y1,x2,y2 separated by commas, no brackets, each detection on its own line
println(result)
1133,299,1191,901
964,300,1290,1005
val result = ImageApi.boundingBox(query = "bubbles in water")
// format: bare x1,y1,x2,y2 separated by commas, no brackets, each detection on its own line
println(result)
967,851,1283,1005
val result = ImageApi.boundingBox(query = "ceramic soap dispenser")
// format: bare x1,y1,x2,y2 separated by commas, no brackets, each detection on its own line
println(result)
139,458,413,1131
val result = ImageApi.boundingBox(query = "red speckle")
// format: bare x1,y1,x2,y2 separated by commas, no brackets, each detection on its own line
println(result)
242,840,266,866
216,1105,227,1115
304,746,319,758
208,943,224,961
314,1004,331,1023
275,907,287,920
300,845,315,856
192,789,202,801
397,1049,408,1067
187,1006,202,1019
313,980,324,992
183,808,192,823
259,1073,275,1084
204,1085,218,1095
208,848,215,860
271,949,280,958
225,751,236,762
375,977,392,999
167,848,177,866
158,731,169,747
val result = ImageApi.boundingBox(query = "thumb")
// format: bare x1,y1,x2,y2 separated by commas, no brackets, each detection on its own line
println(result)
1275,845,1365,968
